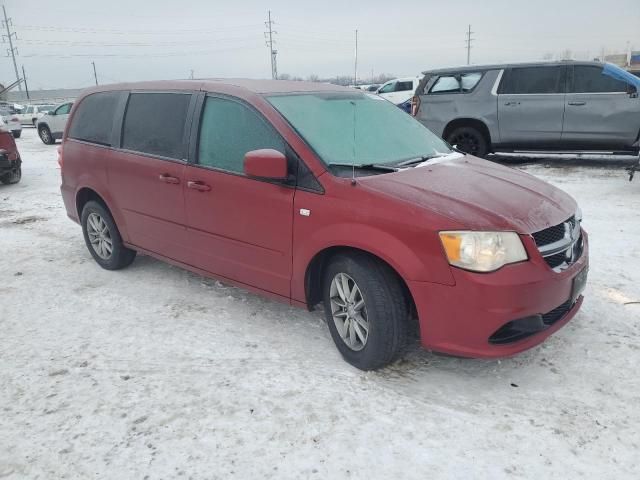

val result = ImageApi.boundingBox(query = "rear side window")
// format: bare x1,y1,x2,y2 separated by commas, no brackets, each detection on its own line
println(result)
197,96,284,174
500,67,564,94
395,81,414,92
122,93,191,159
430,72,482,94
572,66,628,93
68,92,121,146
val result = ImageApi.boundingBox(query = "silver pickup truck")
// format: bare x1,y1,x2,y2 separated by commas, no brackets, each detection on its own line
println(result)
412,61,640,158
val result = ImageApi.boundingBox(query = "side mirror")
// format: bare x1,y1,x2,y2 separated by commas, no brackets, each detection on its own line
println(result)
244,149,288,180
48,110,56,116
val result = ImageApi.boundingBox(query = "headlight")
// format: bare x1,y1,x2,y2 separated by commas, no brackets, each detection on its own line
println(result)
439,231,527,272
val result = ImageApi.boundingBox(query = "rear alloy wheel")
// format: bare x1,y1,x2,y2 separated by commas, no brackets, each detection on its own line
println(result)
322,253,409,370
447,126,488,157
38,125,54,145
81,200,136,270
0,165,21,185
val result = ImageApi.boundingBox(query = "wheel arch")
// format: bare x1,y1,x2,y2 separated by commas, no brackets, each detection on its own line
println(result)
304,246,419,334
75,187,111,220
442,117,492,149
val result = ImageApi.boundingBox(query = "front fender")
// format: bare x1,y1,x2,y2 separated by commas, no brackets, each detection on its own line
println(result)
291,221,455,304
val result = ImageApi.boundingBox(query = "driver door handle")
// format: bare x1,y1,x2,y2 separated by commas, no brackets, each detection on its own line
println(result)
187,180,211,192
158,173,180,184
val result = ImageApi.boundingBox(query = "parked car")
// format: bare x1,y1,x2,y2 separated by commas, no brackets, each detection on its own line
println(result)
376,76,422,105
0,106,23,138
37,102,73,144
0,120,21,184
60,80,588,370
351,84,380,92
412,61,640,157
16,104,56,126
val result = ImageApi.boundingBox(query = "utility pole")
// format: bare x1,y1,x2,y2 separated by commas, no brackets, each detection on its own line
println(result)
265,10,278,80
354,29,358,86
22,65,29,100
2,6,22,91
92,61,98,85
465,24,474,65
189,69,194,79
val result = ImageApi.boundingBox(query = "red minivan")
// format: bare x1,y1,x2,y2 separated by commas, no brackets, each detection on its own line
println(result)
60,80,588,370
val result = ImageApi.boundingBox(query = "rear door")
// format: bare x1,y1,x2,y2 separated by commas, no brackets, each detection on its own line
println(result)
183,94,295,297
106,91,195,261
497,66,566,147
562,64,640,149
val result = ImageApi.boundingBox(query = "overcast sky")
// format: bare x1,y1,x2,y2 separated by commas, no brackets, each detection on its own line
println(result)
2,0,639,90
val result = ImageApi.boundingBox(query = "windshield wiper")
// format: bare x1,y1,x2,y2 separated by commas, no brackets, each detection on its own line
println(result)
395,154,443,167
329,162,398,171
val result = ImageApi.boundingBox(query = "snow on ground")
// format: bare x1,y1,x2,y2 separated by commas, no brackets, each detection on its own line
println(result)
1,128,639,479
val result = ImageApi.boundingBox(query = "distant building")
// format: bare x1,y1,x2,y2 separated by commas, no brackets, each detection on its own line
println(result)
7,88,84,105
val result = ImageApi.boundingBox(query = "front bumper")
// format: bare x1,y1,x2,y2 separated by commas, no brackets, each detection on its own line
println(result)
409,231,589,358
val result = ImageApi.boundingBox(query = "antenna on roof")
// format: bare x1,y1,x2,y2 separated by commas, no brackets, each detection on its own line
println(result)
350,100,357,186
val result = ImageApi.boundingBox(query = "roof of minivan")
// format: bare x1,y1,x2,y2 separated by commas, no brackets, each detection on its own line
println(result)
422,60,605,75
82,78,350,96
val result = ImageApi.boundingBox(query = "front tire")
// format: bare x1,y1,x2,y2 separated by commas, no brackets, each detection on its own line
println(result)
447,126,488,157
81,200,136,270
0,165,21,184
12,130,21,139
38,125,54,145
322,253,409,370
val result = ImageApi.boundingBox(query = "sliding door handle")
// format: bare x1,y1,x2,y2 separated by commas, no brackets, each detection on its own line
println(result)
158,174,180,184
568,101,586,106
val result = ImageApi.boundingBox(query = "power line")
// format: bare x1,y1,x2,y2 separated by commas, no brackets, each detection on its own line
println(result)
265,11,278,80
2,6,22,91
465,24,474,65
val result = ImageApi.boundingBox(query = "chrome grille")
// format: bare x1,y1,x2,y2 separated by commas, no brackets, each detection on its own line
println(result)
532,215,583,271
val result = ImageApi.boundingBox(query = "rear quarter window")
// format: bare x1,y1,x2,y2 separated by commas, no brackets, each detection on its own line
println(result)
429,72,483,94
68,92,122,146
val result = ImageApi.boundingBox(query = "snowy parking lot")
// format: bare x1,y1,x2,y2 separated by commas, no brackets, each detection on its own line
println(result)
1,128,639,479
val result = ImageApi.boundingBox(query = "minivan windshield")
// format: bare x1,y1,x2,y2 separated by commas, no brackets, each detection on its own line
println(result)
267,92,451,167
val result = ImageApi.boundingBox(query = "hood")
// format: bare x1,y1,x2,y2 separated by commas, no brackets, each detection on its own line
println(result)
360,155,576,234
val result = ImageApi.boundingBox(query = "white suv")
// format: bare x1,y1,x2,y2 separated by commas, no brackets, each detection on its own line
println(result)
16,104,56,126
37,102,73,145
376,76,422,105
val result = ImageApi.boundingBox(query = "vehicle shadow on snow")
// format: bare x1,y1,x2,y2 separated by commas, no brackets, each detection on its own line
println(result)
123,253,546,384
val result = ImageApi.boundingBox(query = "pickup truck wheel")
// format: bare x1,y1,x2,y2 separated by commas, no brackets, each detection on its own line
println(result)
81,201,136,270
38,125,54,145
0,165,21,184
322,253,408,370
447,126,488,157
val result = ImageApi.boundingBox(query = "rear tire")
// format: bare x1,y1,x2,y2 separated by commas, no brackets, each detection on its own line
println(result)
322,252,409,370
81,200,136,270
38,125,54,145
12,130,21,139
0,165,21,184
447,126,488,158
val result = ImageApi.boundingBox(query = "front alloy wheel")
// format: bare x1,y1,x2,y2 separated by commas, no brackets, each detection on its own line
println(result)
330,273,369,351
